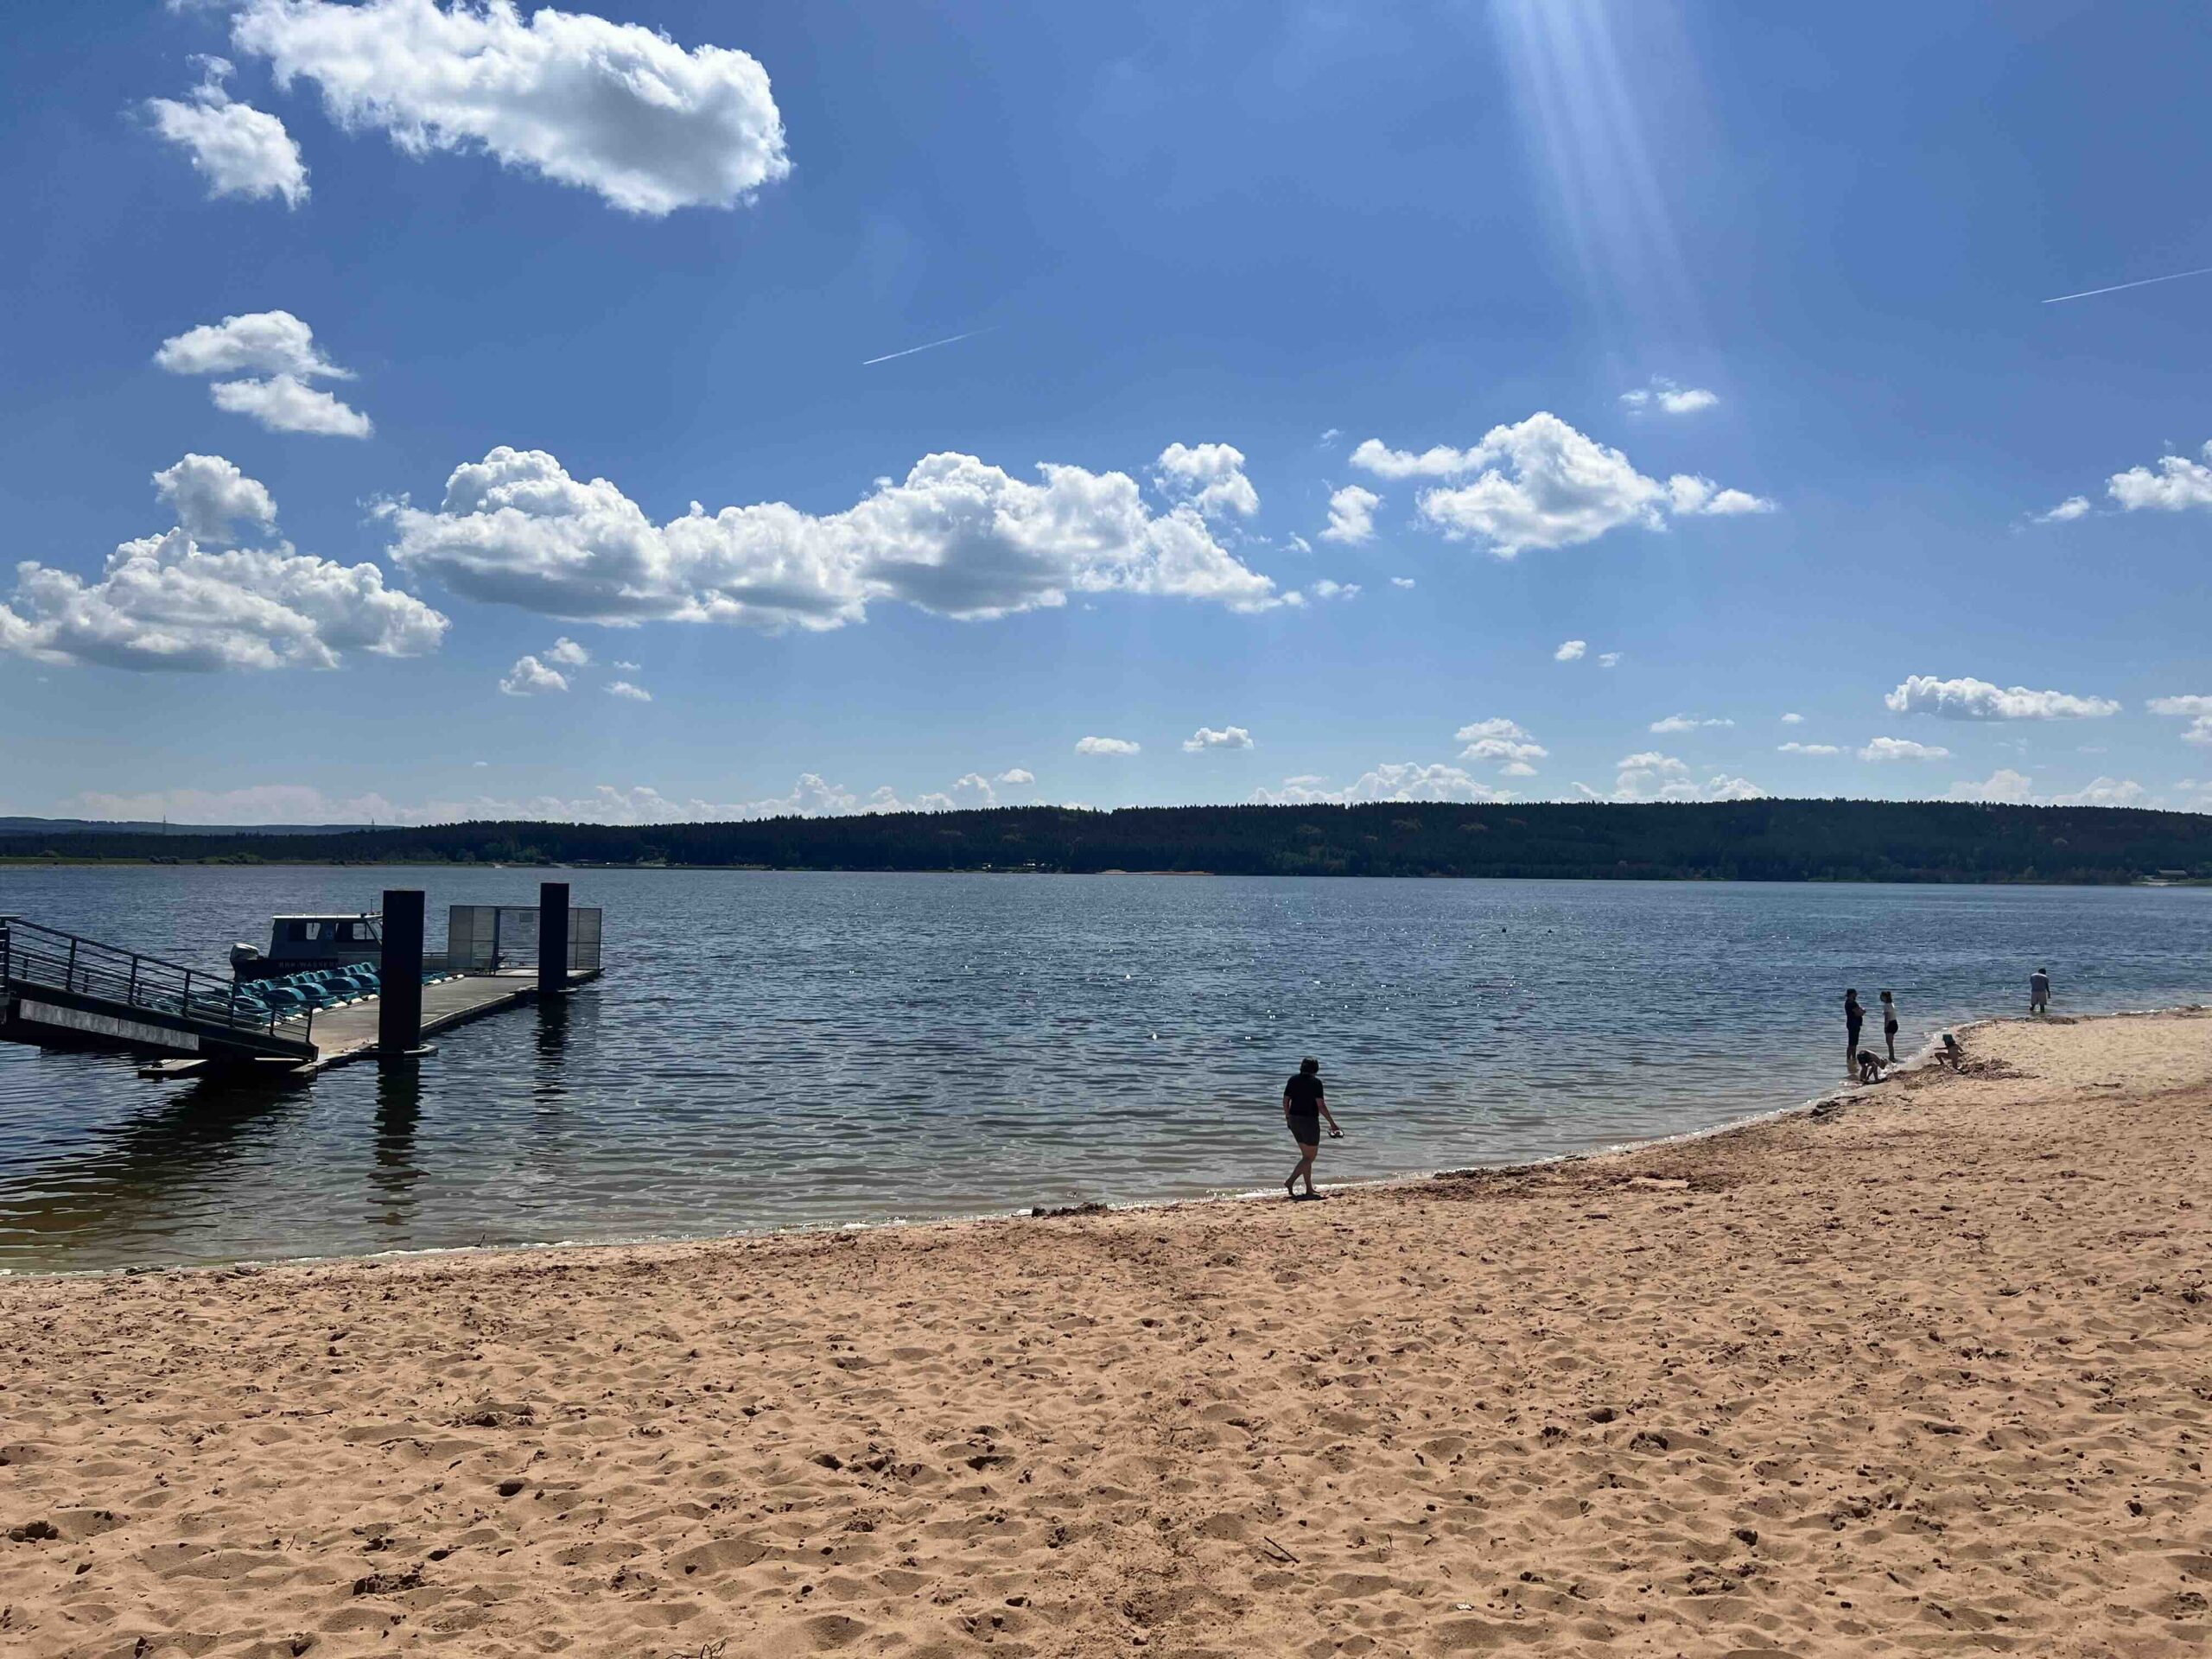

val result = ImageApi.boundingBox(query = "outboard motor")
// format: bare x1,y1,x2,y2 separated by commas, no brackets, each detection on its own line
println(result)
230,942,263,973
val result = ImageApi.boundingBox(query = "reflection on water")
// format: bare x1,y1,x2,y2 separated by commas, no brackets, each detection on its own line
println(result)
2,866,2207,1271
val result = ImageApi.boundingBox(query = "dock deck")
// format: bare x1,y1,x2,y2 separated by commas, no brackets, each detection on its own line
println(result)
296,968,601,1070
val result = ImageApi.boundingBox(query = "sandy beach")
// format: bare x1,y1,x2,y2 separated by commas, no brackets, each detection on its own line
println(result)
2,1011,2207,1657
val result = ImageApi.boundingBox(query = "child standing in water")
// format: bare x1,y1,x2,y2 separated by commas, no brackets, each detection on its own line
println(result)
1881,989,1900,1063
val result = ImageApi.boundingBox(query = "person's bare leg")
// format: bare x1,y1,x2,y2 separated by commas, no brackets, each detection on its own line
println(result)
1887,1032,1897,1063
1298,1141,1320,1196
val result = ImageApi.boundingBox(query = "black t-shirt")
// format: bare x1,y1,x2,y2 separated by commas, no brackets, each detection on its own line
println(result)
1285,1073,1325,1113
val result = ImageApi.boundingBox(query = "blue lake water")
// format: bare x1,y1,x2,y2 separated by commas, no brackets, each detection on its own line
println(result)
1,864,2206,1272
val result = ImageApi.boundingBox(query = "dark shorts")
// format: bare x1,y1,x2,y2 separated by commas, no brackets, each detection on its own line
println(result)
1287,1111,1321,1147
1885,1020,1898,1036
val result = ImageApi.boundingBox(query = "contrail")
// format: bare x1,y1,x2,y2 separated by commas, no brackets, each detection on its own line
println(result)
2043,264,2212,304
861,327,993,366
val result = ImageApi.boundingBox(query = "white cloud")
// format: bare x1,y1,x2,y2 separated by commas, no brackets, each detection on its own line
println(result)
995,767,1035,785
1664,474,1775,517
1598,652,1622,669
1183,726,1254,753
1319,485,1380,545
1576,752,1764,803
605,679,651,702
612,658,641,671
145,57,309,207
1618,377,1718,416
229,0,791,216
0,461,443,673
1777,741,1841,755
1076,735,1140,756
152,454,276,545
1308,578,1361,601
1350,414,1770,556
1554,639,1586,662
1154,442,1259,519
2147,696,2212,747
2105,441,2212,512
64,773,1016,828
1781,712,1804,724
1454,716,1547,776
1318,428,1341,446
1649,714,1734,734
1389,575,1414,588
544,636,591,668
1885,675,2120,721
383,446,1283,630
209,373,375,437
499,654,567,696
155,310,349,380
1859,737,1951,762
156,310,371,438
1254,762,1511,805
1948,768,2152,808
2033,495,2092,524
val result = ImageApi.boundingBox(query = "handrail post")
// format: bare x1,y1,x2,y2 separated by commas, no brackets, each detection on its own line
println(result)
67,938,78,993
128,956,139,1006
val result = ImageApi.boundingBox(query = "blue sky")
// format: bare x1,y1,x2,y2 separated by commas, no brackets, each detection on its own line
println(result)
3,0,2209,824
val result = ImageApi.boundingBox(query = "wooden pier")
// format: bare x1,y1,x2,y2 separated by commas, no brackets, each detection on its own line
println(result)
2,883,602,1080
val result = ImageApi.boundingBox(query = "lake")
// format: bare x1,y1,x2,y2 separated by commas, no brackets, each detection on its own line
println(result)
2,864,2206,1273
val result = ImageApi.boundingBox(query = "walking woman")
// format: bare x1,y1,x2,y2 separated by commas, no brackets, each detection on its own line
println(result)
1880,988,1900,1063
1283,1057,1342,1200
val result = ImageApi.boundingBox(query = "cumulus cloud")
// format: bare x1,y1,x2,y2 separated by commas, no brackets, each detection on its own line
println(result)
67,773,1024,828
1350,413,1771,556
1577,751,1764,803
1253,763,1511,805
210,373,374,436
1308,578,1361,601
1554,639,1586,662
1649,714,1734,734
2033,495,2092,524
2148,695,2212,747
1777,741,1841,755
995,767,1035,785
544,636,591,668
1948,769,2152,808
1598,652,1622,669
1183,726,1254,753
1454,717,1548,777
1319,485,1380,545
155,309,348,379
0,461,444,673
153,454,276,545
144,57,309,207
499,653,568,696
1154,442,1259,519
2105,441,2212,512
1859,737,1951,762
1618,377,1718,415
1076,735,1140,756
1885,675,2120,721
1781,712,1804,724
228,0,791,216
382,445,1282,630
1389,576,1415,588
605,680,651,702
156,309,371,437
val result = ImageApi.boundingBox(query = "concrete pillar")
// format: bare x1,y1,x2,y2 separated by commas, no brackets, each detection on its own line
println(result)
378,888,426,1054
537,880,569,996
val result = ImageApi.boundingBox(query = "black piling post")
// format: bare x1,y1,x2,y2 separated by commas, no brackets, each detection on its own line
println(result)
378,888,427,1055
537,881,569,997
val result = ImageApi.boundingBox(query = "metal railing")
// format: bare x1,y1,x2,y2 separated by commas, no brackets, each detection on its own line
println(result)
0,916,288,1038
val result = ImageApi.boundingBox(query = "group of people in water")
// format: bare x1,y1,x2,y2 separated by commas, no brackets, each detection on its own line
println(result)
1285,965,2063,1201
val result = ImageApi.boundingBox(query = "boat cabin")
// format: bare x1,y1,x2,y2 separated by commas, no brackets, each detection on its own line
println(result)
232,912,382,980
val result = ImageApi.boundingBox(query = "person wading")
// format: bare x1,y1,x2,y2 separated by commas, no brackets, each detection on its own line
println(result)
1282,1057,1342,1200
1844,989,1866,1078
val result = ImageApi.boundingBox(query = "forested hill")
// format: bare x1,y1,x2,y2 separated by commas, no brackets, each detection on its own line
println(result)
4,800,2211,884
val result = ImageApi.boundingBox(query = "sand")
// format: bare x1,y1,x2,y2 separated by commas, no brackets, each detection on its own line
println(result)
2,1011,2208,1658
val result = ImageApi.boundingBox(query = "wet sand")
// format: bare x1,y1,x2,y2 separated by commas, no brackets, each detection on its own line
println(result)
2,1010,2207,1657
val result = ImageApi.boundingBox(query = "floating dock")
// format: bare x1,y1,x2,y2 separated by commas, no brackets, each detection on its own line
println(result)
0,883,601,1079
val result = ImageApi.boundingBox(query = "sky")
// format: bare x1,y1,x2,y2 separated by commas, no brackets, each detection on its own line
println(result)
3,0,2210,826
